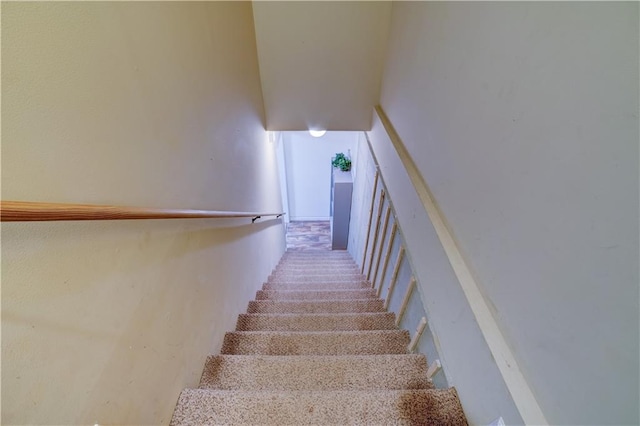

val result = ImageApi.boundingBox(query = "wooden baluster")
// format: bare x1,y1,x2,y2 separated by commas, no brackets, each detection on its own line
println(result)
360,171,379,273
376,222,397,296
366,190,385,281
371,205,391,289
383,246,404,309
395,276,416,326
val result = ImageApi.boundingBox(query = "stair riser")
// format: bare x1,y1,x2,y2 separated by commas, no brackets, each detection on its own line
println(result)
199,355,431,391
278,258,355,262
256,289,376,300
280,260,354,263
269,275,365,282
267,276,368,284
270,273,362,280
277,261,358,266
283,252,351,256
235,313,397,331
282,255,353,262
282,256,353,261
247,300,384,314
272,268,360,275
222,331,410,355
279,256,356,261
270,272,364,278
262,282,371,291
277,265,358,270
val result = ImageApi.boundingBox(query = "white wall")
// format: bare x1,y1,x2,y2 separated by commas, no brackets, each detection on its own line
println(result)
252,1,391,130
374,2,639,425
283,131,357,221
2,3,285,424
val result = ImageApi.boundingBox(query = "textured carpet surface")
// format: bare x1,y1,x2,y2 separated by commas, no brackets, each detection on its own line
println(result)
172,389,467,426
262,281,370,290
235,312,398,331
247,299,385,314
272,263,360,271
271,260,359,267
275,261,359,267
171,249,468,425
255,288,376,300
269,271,363,280
221,330,410,355
199,354,433,390
268,274,366,283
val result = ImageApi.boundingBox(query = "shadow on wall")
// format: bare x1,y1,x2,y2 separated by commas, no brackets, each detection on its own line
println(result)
1,217,284,425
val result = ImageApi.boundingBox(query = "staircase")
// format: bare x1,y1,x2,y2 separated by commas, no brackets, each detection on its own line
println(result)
170,250,468,425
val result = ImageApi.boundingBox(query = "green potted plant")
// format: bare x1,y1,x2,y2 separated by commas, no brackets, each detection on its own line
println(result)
332,152,351,172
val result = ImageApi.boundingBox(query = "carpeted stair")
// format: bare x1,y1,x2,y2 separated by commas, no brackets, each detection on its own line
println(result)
171,250,468,425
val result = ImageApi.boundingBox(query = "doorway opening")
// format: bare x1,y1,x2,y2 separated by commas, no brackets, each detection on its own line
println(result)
274,131,360,251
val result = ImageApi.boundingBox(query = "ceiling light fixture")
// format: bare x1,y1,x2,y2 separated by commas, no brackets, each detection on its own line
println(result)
309,129,326,138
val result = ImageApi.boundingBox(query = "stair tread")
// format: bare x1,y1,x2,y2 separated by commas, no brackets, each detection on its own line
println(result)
256,289,377,300
267,277,370,284
262,282,371,290
269,274,365,281
271,272,360,277
279,260,355,262
282,257,353,260
236,312,397,331
199,354,432,390
171,388,467,426
277,266,358,270
247,299,384,314
275,260,361,266
277,267,358,270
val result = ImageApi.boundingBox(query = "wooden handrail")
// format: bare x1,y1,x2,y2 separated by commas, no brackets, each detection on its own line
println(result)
0,201,285,222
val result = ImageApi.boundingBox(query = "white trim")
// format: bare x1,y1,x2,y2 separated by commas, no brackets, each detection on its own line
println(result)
289,216,330,221
374,105,548,425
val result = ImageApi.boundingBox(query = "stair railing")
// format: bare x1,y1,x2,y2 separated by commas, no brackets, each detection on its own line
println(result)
0,200,284,222
359,105,548,425
360,171,379,273
359,166,443,385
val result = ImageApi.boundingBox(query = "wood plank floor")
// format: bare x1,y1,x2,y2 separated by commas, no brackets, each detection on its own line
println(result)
286,221,332,251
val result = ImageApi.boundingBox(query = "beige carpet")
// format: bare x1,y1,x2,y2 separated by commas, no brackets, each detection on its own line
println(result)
170,250,468,425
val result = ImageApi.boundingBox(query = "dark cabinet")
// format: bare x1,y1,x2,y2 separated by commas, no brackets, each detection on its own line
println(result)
330,166,353,250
